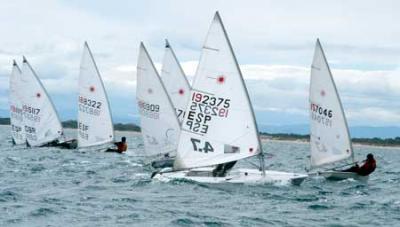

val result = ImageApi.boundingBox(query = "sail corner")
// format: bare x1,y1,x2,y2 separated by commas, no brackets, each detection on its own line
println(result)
165,39,170,48
316,39,323,49
214,11,221,19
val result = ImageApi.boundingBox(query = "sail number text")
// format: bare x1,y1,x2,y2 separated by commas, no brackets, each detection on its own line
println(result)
79,96,102,116
23,105,40,122
185,92,231,134
138,100,160,119
310,103,333,127
10,105,23,121
11,124,24,141
191,92,230,118
310,103,333,118
190,138,214,153
176,108,186,121
78,122,89,140
25,126,37,141
192,92,230,108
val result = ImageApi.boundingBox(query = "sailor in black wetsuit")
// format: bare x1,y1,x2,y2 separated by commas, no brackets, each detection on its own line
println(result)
106,137,128,153
151,153,174,169
212,161,237,177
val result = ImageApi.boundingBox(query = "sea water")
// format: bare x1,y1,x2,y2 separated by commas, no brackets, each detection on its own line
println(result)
0,125,399,226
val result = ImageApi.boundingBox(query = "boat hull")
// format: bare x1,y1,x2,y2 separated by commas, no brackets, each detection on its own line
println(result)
318,171,369,182
151,158,174,169
55,139,78,149
79,142,114,152
152,168,308,186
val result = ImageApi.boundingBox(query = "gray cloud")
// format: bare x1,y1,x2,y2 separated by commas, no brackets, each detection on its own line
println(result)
0,0,399,127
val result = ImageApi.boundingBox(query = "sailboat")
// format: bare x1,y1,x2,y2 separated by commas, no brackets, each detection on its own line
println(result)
77,42,115,151
152,12,307,185
308,39,367,181
160,40,191,125
136,43,181,168
20,57,76,148
9,60,26,145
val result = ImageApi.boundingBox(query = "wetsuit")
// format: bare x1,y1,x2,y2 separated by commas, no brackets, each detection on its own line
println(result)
343,159,376,176
106,142,127,153
212,161,237,177
56,139,78,149
358,159,376,176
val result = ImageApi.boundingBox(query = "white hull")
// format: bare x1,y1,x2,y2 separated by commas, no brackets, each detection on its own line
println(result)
150,157,175,169
152,168,308,186
318,171,369,182
79,142,114,152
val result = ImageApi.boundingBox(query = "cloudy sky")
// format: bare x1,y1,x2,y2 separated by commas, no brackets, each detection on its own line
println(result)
1,0,400,127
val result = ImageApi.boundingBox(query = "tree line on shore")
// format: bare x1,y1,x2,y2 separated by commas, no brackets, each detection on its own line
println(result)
1,117,400,146
259,132,400,147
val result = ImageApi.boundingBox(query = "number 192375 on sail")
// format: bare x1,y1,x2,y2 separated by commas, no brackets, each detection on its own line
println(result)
185,91,230,134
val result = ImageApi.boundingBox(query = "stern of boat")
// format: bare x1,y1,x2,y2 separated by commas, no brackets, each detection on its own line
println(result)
319,171,369,182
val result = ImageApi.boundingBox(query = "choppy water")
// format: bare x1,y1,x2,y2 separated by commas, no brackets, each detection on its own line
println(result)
0,125,399,226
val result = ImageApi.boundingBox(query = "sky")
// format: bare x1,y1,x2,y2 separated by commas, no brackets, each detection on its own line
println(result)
1,0,400,127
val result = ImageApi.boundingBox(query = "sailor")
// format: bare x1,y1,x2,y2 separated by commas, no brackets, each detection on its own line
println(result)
212,161,237,177
151,153,174,169
107,137,128,153
342,153,376,176
55,139,78,149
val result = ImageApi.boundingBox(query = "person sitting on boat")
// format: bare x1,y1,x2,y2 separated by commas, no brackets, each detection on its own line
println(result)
212,161,237,177
151,153,174,169
106,137,128,153
57,139,78,149
342,153,376,176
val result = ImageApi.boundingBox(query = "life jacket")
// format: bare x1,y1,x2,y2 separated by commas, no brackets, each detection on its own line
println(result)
116,142,127,152
358,159,376,176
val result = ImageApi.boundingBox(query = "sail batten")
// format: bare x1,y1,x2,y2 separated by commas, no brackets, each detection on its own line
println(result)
20,58,63,146
309,39,353,168
174,12,261,169
78,43,114,148
136,43,181,158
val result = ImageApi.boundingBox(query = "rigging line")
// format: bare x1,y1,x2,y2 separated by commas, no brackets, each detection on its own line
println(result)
245,158,262,170
324,160,364,171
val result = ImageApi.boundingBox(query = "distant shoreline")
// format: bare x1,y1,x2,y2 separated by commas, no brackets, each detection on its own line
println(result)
1,117,400,148
260,135,400,148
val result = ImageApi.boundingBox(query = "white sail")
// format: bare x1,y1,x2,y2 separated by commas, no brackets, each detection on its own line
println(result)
9,61,26,144
174,12,261,169
136,43,181,158
160,40,191,124
20,57,63,147
78,42,114,148
309,39,353,168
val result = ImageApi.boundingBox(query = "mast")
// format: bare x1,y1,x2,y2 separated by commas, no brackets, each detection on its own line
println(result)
78,42,115,148
23,56,64,141
137,42,181,158
140,42,179,126
316,39,354,163
83,42,115,139
215,12,265,174
309,39,354,168
161,39,192,125
9,60,26,145
174,11,263,170
164,39,191,89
